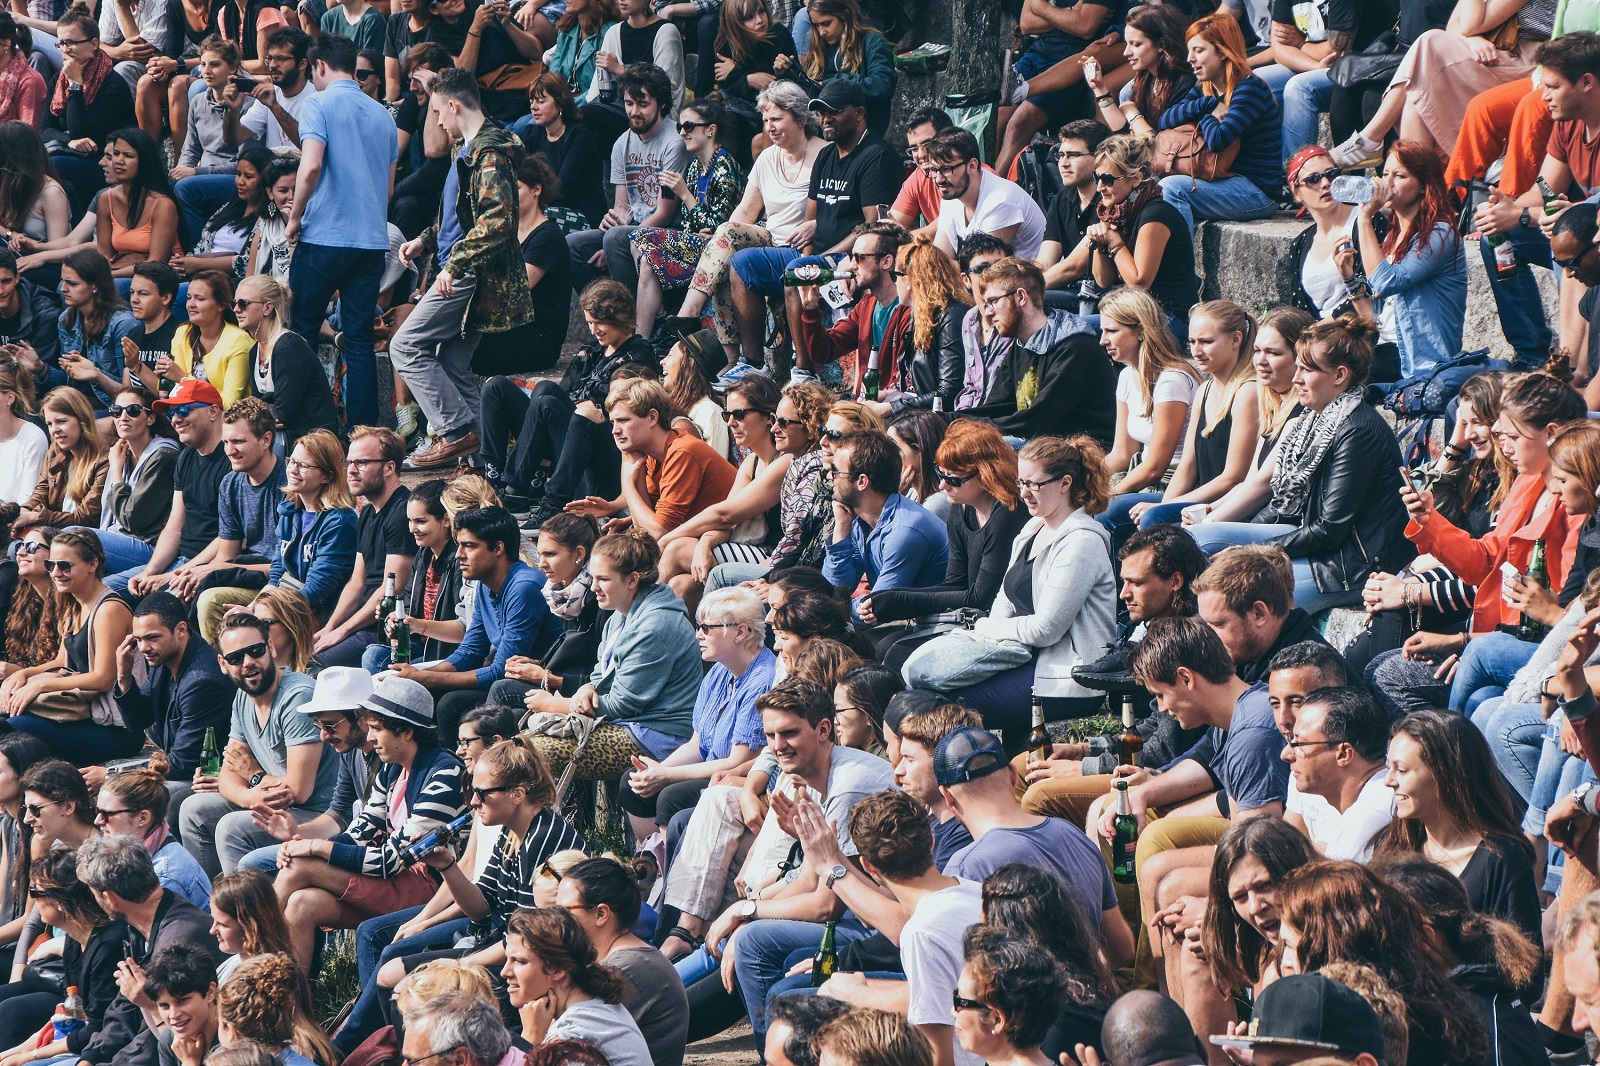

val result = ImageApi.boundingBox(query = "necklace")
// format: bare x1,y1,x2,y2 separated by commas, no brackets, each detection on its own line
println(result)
778,145,805,184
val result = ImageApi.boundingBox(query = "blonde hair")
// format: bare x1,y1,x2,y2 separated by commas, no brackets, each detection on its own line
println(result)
218,954,336,1066
1190,299,1258,437
1094,133,1153,180
246,586,315,672
828,400,885,434
237,275,291,364
40,387,103,512
442,474,501,516
474,735,558,812
1256,307,1314,440
284,428,356,510
533,848,588,900
394,959,498,1015
0,358,36,417
1097,287,1198,411
605,377,675,425
1018,435,1112,516
813,1008,934,1066
802,0,870,83
698,586,767,652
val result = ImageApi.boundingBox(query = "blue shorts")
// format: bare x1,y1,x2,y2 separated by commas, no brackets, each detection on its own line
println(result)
730,249,841,297
1014,32,1093,118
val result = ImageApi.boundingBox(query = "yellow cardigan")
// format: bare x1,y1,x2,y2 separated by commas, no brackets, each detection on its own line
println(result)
171,323,254,408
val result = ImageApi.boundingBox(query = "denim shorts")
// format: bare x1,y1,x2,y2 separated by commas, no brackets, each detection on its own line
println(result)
730,245,802,296
1013,32,1092,117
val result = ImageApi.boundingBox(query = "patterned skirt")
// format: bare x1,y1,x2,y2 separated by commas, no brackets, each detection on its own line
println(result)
631,228,714,292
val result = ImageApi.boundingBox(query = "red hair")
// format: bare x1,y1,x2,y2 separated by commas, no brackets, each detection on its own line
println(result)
1380,141,1455,263
1186,13,1251,100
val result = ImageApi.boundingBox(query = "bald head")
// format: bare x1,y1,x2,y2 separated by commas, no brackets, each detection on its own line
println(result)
1101,991,1206,1066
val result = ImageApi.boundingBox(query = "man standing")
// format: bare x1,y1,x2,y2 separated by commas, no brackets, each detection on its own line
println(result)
566,63,685,290
795,221,911,400
286,33,399,429
395,68,532,471
313,427,413,666
823,430,948,625
928,127,1046,261
240,27,317,149
1282,686,1395,859
124,382,230,595
179,612,337,877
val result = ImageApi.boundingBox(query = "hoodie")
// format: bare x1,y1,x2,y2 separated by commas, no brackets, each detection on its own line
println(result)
589,580,698,736
270,501,359,614
102,436,179,544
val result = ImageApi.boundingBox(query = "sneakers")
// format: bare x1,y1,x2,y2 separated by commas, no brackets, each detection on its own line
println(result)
1328,133,1384,169
394,401,422,445
521,500,565,531
402,431,481,471
1071,637,1139,693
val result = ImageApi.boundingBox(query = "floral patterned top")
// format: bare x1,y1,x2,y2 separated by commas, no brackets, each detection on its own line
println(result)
681,148,745,234
770,449,833,569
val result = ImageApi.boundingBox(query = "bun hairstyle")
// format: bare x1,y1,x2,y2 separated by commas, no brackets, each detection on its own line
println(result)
1296,311,1377,388
591,529,661,587
1016,435,1112,515
1499,365,1587,433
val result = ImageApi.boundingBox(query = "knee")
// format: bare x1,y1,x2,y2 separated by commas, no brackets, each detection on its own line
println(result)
377,958,406,988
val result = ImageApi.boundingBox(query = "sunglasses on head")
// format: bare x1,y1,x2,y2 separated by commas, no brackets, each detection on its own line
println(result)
43,559,75,574
722,407,772,422
222,641,269,666
108,403,148,419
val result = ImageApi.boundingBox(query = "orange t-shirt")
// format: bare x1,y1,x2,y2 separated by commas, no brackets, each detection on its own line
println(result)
644,428,738,533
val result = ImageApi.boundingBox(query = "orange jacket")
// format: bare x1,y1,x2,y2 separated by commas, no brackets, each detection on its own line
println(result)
1406,472,1582,633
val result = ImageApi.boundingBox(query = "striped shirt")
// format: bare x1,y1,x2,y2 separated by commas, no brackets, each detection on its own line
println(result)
1158,74,1285,194
476,809,587,925
329,745,467,879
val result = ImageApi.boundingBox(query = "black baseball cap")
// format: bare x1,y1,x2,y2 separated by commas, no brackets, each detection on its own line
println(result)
1210,975,1386,1060
933,727,1007,786
809,81,867,113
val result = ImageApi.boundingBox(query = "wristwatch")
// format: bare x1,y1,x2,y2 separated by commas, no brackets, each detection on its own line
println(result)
1574,781,1596,816
249,771,266,788
739,900,758,922
1521,207,1533,229
825,864,849,890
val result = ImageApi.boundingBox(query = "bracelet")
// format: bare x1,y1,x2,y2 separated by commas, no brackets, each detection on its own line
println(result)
1443,443,1469,460
1096,94,1115,108
1342,273,1372,300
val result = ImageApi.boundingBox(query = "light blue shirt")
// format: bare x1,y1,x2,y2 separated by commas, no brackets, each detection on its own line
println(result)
822,492,950,624
436,142,469,270
298,79,398,250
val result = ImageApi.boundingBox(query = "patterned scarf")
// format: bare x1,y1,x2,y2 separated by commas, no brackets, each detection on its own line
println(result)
1097,178,1163,245
543,563,593,621
49,46,112,117
1268,387,1365,520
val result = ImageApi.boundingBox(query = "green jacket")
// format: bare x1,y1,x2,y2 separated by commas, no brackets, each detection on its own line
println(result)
420,121,534,336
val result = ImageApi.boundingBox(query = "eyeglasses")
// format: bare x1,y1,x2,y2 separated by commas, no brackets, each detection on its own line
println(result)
95,808,134,821
347,457,390,469
55,36,90,46
1093,171,1125,186
952,993,988,1012
695,622,733,633
924,161,969,178
677,120,708,133
456,734,483,750
1283,738,1341,752
1294,168,1340,188
43,559,75,574
354,68,379,81
722,407,772,422
287,459,328,474
222,641,269,666
936,468,973,487
165,402,213,420
820,428,845,441
982,290,1020,309
1018,474,1065,491
1057,149,1092,160
401,1049,463,1066
17,542,45,556
22,802,54,819
469,784,515,802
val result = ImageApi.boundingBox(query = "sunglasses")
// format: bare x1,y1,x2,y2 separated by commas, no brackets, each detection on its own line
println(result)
108,403,148,419
952,993,988,1012
469,784,515,802
1093,171,1125,186
165,402,213,420
964,261,997,276
677,120,708,133
22,802,53,818
695,622,732,634
43,560,75,574
1295,168,1340,188
773,416,806,429
233,298,262,311
222,641,269,666
820,428,845,441
937,468,973,487
1555,249,1591,271
355,68,378,81
722,407,772,422
538,860,564,883
17,542,44,556
95,807,134,820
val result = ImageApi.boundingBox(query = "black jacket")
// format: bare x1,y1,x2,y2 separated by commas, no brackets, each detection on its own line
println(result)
970,332,1118,446
561,334,660,409
406,540,465,663
62,921,130,1056
267,332,342,453
890,303,965,415
1451,963,1546,1066
46,70,136,150
1253,398,1415,595
869,500,1029,621
1236,607,1328,684
545,588,606,696
0,279,63,367
114,633,236,780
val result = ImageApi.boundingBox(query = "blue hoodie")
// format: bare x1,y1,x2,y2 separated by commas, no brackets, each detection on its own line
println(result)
269,502,359,612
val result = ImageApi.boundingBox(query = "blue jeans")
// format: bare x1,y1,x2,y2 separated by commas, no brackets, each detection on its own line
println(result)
792,6,810,54
288,240,386,428
1477,698,1545,803
729,245,805,297
236,843,281,874
1526,726,1591,837
317,627,384,669
1282,68,1335,165
106,554,187,596
764,957,903,1008
1254,62,1294,109
1158,174,1279,234
1478,226,1553,369
1190,521,1362,613
1097,491,1166,556
173,173,236,247
336,909,470,1055
1448,631,1539,716
730,917,870,1045
84,528,157,576
8,714,145,764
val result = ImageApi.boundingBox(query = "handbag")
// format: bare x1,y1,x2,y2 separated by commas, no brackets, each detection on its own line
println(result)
1152,124,1240,183
902,629,1036,692
1485,16,1521,52
1328,30,1402,88
28,675,93,723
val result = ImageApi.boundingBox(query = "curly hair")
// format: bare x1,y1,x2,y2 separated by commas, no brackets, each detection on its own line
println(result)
781,381,834,447
578,279,636,331
897,236,971,353
979,864,1117,1006
217,953,337,1066
961,926,1067,1050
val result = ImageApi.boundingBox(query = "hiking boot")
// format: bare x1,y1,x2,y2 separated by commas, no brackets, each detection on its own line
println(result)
1072,637,1139,693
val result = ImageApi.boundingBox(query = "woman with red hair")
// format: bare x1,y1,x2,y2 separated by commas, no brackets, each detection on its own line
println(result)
1349,141,1466,378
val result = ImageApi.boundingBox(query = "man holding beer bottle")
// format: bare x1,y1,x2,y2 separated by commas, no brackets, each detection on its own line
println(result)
794,220,910,405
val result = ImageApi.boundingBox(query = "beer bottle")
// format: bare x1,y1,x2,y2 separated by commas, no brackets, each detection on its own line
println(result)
1517,539,1550,643
201,727,221,778
391,599,412,665
1119,696,1142,768
379,572,398,626
861,348,881,402
1027,693,1050,765
1486,230,1518,278
1538,176,1564,216
811,920,839,987
782,262,835,287
1112,780,1139,885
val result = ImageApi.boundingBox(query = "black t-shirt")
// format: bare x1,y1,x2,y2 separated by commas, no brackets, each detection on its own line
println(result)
1128,198,1199,320
385,10,426,60
425,7,473,55
1269,0,1394,50
525,122,607,227
1043,188,1098,262
617,19,670,66
521,219,573,340
356,485,413,600
174,442,231,559
809,131,904,252
129,317,180,381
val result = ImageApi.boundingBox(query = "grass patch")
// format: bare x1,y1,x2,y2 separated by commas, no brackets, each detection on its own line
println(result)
313,929,360,1027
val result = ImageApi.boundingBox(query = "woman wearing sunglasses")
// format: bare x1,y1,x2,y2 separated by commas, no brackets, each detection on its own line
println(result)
234,275,340,455
953,931,1069,1066
1286,146,1361,321
1083,135,1196,332
93,384,178,578
2,530,143,764
18,759,97,869
96,761,212,909
0,529,63,685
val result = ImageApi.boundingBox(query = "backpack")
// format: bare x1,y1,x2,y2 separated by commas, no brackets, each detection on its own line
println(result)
1015,140,1064,215
1383,349,1508,420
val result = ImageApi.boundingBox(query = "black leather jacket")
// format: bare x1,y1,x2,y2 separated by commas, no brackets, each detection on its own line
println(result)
1254,397,1416,594
890,303,965,414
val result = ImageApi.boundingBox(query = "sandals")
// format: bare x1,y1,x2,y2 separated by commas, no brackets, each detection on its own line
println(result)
660,925,704,961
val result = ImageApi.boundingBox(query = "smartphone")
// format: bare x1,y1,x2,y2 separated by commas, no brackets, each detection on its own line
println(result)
1330,174,1374,205
233,74,255,92
1501,561,1523,604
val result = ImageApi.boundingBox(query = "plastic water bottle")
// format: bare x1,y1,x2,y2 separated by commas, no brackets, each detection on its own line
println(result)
51,987,86,1039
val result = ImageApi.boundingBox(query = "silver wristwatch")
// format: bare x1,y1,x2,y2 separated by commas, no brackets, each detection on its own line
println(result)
825,864,849,890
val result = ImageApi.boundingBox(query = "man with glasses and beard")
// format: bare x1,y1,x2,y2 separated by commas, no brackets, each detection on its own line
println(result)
240,27,317,149
178,612,338,877
927,127,1045,261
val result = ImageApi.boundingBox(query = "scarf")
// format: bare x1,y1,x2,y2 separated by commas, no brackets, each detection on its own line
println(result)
1268,386,1364,520
1097,178,1162,246
0,47,27,124
144,821,170,856
50,46,112,117
543,564,592,621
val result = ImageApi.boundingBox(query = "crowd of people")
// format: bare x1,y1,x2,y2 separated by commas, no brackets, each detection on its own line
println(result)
5,0,1600,1063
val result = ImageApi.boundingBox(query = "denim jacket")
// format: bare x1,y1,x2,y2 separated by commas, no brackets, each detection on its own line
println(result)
56,308,138,406
270,502,359,614
1369,220,1467,378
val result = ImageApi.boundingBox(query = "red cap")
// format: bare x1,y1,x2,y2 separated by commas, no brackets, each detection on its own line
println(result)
153,378,224,412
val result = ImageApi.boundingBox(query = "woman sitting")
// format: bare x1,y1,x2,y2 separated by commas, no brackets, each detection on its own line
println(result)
361,480,463,675
53,250,138,410
877,236,967,417
502,908,652,1066
1349,140,1466,379
206,873,291,998
769,590,850,676
233,276,339,453
522,531,698,782
18,389,108,539
244,156,297,284
0,528,62,680
0,359,45,516
492,513,604,705
215,953,338,1066
1192,314,1413,613
40,7,137,209
179,147,271,280
0,125,68,254
92,129,179,284
94,383,178,578
91,762,210,907
1370,709,1542,944
162,271,253,408
1085,137,1198,328
0,18,45,128
518,72,607,232
887,410,949,520
169,37,262,245
786,0,895,136
662,329,731,459
1094,288,1200,545
1,530,138,763
1286,146,1362,321
1084,3,1194,139
543,0,621,122
710,0,797,110
265,429,359,622
1154,14,1284,232
954,930,1070,1066
630,97,746,336
619,586,775,845
905,436,1117,747
245,585,316,674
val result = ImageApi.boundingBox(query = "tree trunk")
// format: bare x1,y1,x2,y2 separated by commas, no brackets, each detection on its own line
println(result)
944,0,1012,159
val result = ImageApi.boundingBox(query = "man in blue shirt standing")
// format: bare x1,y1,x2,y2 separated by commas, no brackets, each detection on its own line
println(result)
284,33,398,429
390,505,559,748
822,429,948,624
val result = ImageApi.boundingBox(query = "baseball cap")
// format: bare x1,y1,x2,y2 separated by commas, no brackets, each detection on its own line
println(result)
362,675,436,730
809,81,866,113
153,378,223,413
933,727,1007,786
1210,975,1386,1060
298,667,375,717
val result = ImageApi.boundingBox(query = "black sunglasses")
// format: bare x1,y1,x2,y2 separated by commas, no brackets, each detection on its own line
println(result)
1093,171,1125,186
773,416,806,429
470,784,515,802
43,559,74,574
17,542,44,556
952,993,988,1012
1295,167,1340,188
722,407,772,422
108,403,149,418
820,428,845,441
355,68,378,81
1555,249,1592,271
965,261,997,276
222,641,269,666
937,468,973,487
677,120,709,133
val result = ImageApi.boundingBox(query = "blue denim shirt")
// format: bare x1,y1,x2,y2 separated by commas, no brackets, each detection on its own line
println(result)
56,308,139,406
1369,221,1467,378
152,837,211,909
823,492,950,623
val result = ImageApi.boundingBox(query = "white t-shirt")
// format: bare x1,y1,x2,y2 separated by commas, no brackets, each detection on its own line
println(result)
241,81,320,150
1300,213,1357,318
1286,766,1394,861
748,141,822,246
1116,365,1198,466
0,420,47,506
903,879,985,1066
937,171,1047,260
